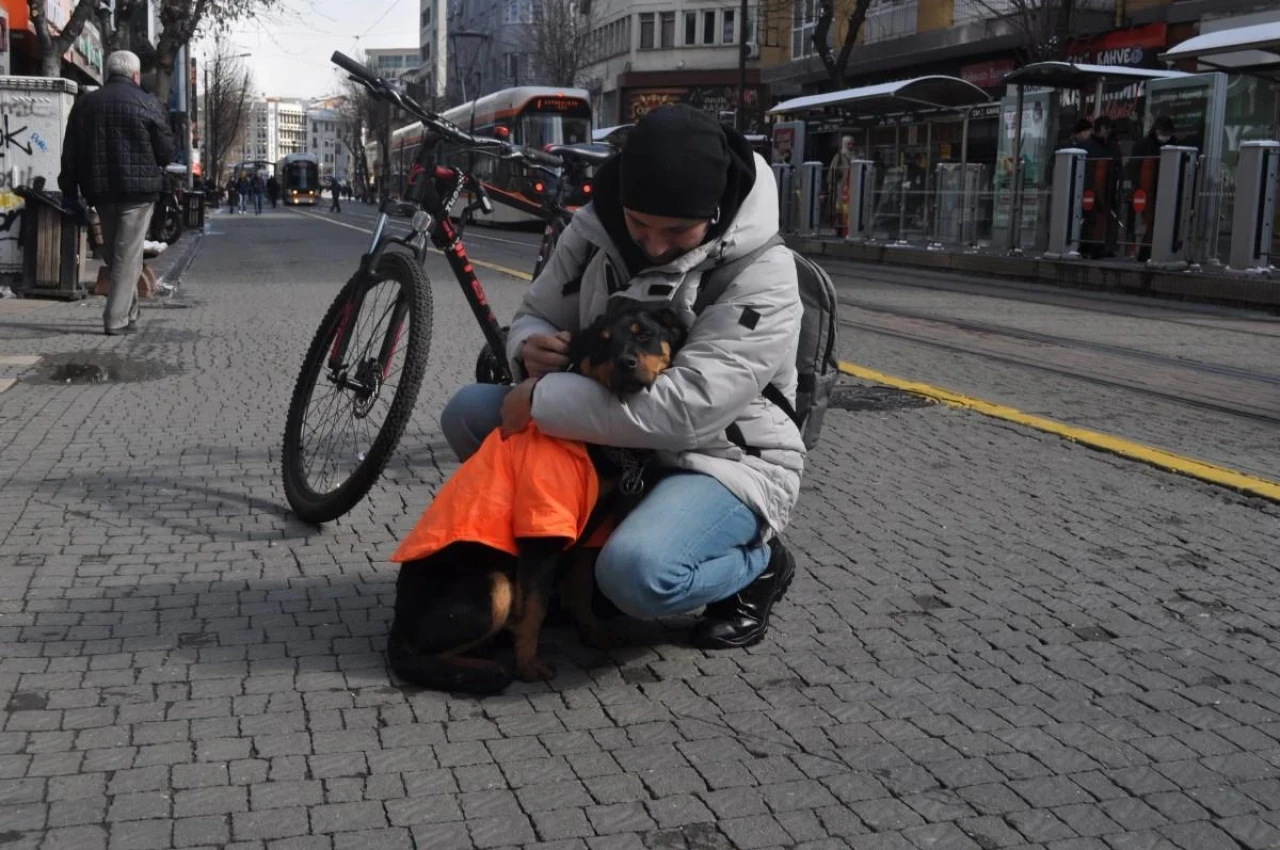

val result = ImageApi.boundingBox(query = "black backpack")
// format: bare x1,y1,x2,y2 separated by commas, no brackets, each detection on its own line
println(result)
694,235,839,450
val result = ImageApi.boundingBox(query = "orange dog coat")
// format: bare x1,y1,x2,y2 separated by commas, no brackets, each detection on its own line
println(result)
391,424,612,564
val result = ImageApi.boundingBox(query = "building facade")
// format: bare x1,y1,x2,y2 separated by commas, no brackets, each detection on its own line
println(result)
305,107,351,180
237,97,307,165
417,0,449,101
576,0,766,130
365,47,422,81
442,0,544,104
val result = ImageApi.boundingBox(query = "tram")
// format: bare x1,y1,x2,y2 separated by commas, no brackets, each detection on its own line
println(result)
386,86,594,224
275,153,321,205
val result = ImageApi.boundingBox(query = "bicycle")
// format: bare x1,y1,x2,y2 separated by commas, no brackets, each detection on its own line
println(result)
280,51,565,524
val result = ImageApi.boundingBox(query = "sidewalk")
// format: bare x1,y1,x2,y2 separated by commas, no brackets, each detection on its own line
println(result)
1,211,1278,850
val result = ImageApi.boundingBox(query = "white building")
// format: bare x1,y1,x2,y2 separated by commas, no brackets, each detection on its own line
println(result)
418,0,448,100
305,108,350,180
237,97,307,165
365,47,421,81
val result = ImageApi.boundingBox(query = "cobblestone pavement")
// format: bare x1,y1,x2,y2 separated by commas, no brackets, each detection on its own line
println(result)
1,207,1278,850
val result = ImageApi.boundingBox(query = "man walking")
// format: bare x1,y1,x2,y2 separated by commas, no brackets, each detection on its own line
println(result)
267,174,280,208
329,175,342,213
59,50,174,336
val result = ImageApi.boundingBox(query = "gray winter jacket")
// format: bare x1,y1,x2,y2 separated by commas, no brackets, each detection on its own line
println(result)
506,151,805,535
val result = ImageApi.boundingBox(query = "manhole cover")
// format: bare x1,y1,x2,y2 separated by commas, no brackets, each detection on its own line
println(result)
30,351,180,385
830,385,934,412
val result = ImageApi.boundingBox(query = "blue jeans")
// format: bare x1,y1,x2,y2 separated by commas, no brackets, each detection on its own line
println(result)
440,383,770,619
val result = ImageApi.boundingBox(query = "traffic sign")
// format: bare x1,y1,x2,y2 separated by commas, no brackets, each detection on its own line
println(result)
1082,190,1095,212
1133,189,1147,213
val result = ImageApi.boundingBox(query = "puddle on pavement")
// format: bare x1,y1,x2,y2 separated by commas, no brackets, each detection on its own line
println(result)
830,385,935,412
31,351,181,385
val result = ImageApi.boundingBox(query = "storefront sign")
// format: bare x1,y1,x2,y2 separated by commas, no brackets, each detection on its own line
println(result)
961,59,1015,90
1066,23,1167,68
624,85,763,129
66,20,103,83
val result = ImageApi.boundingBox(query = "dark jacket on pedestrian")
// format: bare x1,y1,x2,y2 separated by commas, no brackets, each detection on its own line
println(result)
59,72,174,206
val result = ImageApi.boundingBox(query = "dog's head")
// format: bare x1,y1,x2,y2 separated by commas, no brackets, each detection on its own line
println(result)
572,300,688,396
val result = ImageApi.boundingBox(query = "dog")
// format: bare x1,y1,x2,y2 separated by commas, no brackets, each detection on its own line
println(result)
387,300,688,695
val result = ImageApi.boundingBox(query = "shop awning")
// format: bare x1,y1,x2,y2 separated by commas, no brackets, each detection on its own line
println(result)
1002,62,1189,88
768,76,990,116
1160,21,1280,74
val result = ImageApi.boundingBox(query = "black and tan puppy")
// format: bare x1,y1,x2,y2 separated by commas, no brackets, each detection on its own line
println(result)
388,300,687,695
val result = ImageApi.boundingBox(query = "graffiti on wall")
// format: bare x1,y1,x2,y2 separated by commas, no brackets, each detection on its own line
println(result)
0,88,71,271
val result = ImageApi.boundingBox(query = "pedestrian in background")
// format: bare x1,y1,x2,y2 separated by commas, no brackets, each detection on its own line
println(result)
58,50,174,336
330,175,342,213
253,172,266,215
237,174,250,213
267,174,280,208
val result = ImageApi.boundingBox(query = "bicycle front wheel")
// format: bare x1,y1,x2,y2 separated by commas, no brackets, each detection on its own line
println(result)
282,251,433,523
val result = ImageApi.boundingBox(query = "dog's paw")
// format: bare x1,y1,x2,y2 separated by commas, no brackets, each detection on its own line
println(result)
516,658,555,682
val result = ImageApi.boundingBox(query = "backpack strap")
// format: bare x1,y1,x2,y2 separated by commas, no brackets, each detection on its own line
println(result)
692,233,785,316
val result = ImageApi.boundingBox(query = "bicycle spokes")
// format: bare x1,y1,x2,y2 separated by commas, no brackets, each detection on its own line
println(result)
300,279,410,495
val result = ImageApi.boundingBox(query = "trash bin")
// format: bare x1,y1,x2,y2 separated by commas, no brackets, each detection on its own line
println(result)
14,177,88,300
184,190,206,230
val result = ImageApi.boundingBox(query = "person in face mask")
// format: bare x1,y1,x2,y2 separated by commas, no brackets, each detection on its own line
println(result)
1129,116,1177,261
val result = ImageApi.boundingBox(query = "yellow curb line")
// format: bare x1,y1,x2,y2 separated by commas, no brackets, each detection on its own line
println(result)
838,361,1280,503
293,209,534,281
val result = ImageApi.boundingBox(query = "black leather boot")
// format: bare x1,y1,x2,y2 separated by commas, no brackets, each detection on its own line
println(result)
691,538,795,649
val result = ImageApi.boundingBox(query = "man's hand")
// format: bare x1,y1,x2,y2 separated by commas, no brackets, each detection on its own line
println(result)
520,331,572,379
500,378,539,439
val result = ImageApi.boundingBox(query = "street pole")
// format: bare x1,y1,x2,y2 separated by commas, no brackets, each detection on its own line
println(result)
736,0,748,133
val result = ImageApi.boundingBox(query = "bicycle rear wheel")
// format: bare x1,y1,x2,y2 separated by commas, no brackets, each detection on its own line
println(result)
282,251,433,523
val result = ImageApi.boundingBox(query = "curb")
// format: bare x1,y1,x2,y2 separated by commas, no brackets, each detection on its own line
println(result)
789,237,1280,312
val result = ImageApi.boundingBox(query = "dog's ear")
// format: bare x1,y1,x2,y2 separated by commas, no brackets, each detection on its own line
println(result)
655,308,688,345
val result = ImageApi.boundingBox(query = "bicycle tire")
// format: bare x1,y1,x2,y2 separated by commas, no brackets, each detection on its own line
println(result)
282,251,433,523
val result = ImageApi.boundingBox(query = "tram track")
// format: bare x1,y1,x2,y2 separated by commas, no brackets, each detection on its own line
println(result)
839,301,1280,425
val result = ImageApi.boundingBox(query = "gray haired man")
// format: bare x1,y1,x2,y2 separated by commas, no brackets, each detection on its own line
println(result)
59,50,174,335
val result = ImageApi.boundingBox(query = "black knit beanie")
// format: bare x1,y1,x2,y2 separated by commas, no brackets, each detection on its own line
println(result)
619,105,730,220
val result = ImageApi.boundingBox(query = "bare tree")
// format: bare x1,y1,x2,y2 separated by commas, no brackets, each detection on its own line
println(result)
811,0,874,87
96,0,281,105
531,0,596,88
203,40,253,186
27,0,101,78
966,0,1106,62
334,59,379,199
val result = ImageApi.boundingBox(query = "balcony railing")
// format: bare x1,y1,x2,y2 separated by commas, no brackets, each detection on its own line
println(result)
863,0,917,44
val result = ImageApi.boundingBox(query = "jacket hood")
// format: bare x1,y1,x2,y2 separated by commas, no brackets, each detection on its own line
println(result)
589,124,764,276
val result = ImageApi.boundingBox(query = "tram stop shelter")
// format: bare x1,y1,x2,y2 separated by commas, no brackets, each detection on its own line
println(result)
768,76,992,167
1161,20,1280,79
995,62,1190,251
